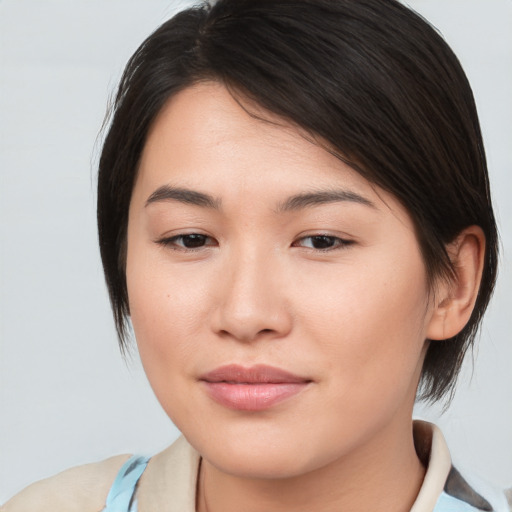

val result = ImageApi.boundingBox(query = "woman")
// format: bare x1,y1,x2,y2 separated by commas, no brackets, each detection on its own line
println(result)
2,0,506,510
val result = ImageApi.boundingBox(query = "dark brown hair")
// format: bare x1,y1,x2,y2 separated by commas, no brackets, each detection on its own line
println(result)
98,0,498,403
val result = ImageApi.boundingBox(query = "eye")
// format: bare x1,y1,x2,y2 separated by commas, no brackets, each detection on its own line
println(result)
293,235,353,251
156,233,216,250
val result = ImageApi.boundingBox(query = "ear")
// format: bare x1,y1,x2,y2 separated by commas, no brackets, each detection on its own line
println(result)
427,226,486,340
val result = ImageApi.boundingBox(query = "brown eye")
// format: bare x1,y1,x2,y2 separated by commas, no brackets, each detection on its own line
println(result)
293,235,353,251
179,234,209,248
309,236,337,249
156,233,216,250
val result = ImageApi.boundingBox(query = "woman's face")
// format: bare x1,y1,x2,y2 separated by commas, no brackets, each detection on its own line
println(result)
126,82,436,478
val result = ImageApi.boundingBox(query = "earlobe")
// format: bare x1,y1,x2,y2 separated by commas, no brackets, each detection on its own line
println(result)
427,226,486,341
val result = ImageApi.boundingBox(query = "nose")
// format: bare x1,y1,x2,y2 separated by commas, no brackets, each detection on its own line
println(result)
211,248,293,343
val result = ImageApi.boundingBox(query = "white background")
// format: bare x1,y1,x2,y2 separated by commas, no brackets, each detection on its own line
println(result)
1,0,511,504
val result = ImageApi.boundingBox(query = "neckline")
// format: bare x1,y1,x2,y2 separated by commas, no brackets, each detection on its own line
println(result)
137,421,452,512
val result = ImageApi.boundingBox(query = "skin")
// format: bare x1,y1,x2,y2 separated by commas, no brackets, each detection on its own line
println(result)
126,82,484,512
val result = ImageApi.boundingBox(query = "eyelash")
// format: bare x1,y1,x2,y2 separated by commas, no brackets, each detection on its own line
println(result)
155,233,354,252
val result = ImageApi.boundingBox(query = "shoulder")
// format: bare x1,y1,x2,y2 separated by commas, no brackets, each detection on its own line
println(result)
1,454,131,512
437,467,510,512
413,421,508,512
435,467,493,512
1,437,200,512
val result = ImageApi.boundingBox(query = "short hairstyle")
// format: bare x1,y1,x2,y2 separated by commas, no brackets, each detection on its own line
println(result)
97,0,498,403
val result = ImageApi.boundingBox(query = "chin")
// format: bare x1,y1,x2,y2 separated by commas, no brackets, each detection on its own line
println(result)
207,444,317,480
186,421,338,480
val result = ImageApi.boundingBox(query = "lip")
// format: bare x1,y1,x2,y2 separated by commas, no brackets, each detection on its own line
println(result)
199,364,312,411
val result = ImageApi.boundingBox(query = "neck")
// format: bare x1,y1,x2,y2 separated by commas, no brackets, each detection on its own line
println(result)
197,416,426,512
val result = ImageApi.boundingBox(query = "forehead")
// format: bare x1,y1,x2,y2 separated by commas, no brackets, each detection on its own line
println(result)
134,82,405,221
144,81,316,160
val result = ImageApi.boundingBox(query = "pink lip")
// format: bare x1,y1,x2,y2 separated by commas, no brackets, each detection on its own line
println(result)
200,364,312,411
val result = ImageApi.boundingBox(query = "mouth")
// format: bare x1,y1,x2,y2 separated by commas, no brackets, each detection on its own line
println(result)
199,364,312,411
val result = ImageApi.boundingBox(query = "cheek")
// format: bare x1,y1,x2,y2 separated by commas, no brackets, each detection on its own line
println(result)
294,251,429,409
127,263,206,360
125,253,213,431
124,231,205,390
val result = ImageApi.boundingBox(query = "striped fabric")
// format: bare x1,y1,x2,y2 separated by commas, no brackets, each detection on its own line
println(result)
102,456,149,512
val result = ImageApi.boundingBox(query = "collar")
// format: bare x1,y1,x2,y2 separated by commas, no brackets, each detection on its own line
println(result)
411,420,452,512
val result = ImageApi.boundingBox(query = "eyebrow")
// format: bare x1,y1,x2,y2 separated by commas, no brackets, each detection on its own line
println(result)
145,185,376,212
275,189,376,213
145,185,221,209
